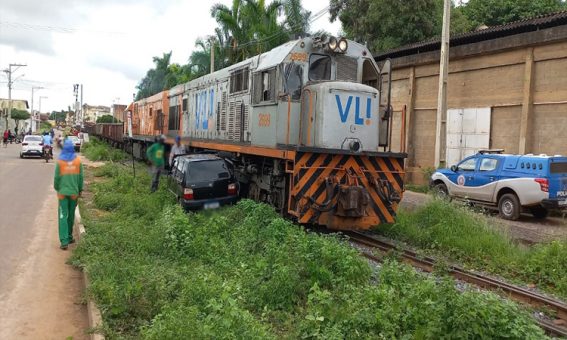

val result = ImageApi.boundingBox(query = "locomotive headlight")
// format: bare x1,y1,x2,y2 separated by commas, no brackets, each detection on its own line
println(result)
338,38,348,52
328,36,338,50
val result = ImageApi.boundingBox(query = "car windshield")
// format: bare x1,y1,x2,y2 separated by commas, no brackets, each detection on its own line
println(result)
186,160,230,182
24,136,42,142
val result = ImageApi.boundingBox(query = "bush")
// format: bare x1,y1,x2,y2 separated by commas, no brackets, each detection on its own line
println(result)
81,137,126,162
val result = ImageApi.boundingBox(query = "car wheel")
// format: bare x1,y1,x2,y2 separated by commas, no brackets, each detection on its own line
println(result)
498,193,521,220
432,182,449,199
530,206,548,219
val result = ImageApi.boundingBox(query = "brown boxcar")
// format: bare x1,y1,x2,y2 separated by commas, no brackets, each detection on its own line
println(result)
130,91,169,137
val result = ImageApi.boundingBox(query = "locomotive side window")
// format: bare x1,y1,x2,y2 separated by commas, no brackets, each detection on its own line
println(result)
309,54,331,81
230,67,249,94
283,63,303,100
252,68,276,104
362,59,379,89
168,96,180,131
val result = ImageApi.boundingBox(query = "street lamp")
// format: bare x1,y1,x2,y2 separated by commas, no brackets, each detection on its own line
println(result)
39,96,48,130
31,86,44,133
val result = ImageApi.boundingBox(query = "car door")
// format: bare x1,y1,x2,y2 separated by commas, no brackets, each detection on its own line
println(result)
471,157,501,202
167,157,179,196
175,158,186,198
451,156,478,198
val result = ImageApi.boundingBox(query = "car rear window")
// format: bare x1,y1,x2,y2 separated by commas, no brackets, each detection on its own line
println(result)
186,160,230,182
25,136,42,142
550,162,567,174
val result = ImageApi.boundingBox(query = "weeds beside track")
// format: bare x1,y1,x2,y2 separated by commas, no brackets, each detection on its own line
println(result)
346,231,567,338
378,199,567,300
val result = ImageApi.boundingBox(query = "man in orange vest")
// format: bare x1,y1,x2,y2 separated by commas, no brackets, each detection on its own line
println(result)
53,139,84,250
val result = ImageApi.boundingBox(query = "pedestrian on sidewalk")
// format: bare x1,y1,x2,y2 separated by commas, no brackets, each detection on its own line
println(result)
2,130,8,147
54,139,84,250
169,135,185,168
147,135,165,193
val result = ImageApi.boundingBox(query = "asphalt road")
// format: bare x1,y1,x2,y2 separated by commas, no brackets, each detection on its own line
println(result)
0,143,55,291
0,142,88,339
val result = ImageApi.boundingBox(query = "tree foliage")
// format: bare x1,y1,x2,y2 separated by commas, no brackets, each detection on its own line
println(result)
462,0,566,27
136,52,193,100
10,109,30,128
330,0,474,52
330,0,566,53
96,114,117,123
49,110,68,122
135,0,312,100
209,0,310,65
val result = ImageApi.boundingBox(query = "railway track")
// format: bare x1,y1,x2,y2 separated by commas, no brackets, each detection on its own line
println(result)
344,231,567,338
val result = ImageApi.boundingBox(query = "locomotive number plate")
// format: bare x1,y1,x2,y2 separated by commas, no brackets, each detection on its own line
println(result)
258,113,271,127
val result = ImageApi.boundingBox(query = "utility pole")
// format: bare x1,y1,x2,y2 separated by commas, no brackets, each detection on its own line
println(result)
80,84,83,128
3,63,27,130
39,96,48,128
31,86,44,133
209,36,215,74
434,0,451,168
73,84,80,126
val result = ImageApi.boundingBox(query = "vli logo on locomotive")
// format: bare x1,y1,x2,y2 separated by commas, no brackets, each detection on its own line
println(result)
335,95,372,125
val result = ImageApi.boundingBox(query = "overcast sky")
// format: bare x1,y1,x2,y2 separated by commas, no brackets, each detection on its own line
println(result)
0,0,340,113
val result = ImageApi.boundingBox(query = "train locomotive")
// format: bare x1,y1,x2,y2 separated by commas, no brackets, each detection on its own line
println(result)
90,35,406,230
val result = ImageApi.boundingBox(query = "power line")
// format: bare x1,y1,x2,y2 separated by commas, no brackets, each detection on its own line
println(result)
0,20,127,35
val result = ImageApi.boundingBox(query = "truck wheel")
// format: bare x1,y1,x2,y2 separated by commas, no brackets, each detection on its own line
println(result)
432,183,449,199
530,206,548,219
498,193,520,220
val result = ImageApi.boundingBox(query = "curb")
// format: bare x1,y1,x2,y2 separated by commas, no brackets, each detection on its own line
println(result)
75,207,105,340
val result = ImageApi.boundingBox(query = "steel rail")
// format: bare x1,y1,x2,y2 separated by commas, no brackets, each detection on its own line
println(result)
345,231,567,338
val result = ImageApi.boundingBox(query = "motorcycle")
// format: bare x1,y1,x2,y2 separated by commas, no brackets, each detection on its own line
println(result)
43,145,53,163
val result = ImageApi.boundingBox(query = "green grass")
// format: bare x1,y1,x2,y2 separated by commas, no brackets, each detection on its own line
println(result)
405,184,430,194
378,199,567,299
81,137,127,162
70,162,547,339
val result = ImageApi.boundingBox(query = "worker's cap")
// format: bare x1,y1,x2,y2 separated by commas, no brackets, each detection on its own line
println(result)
175,136,181,142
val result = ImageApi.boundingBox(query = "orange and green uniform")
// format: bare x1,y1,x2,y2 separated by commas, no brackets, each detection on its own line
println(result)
54,157,84,246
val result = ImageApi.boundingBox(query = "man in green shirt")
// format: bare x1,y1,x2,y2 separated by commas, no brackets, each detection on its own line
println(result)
54,139,84,250
146,135,165,192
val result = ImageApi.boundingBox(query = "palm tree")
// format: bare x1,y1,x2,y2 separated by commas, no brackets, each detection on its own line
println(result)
211,0,311,65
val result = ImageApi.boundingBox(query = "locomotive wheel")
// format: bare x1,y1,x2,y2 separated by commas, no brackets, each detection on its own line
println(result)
248,182,260,201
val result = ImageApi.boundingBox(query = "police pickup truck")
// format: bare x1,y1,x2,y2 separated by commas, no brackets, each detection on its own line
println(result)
431,150,567,220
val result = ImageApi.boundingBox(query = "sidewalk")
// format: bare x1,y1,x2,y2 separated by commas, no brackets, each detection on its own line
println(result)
0,186,88,340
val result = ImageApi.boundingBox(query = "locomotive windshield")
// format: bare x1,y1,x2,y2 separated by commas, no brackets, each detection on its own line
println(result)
283,63,303,100
309,54,331,81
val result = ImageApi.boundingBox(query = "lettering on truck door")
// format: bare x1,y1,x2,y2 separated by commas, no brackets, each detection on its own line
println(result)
451,157,478,197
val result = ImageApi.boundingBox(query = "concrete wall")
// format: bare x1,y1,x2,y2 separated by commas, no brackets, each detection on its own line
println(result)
387,38,567,184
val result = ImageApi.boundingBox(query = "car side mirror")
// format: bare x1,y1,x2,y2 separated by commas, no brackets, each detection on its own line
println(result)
450,165,458,172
